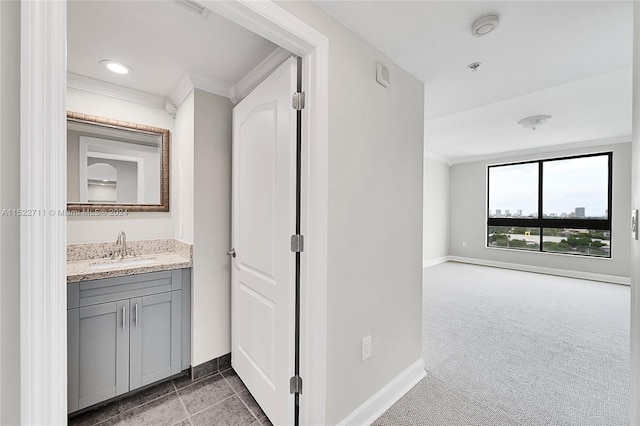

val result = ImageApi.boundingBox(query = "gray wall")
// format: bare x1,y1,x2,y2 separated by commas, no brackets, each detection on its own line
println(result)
630,4,640,424
0,1,21,424
277,3,425,423
423,157,450,264
449,142,631,279
192,89,233,365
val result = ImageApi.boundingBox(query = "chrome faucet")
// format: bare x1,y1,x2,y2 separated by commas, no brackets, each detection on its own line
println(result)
115,231,127,260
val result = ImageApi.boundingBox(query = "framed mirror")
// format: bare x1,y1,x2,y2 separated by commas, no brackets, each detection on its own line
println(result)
67,111,170,212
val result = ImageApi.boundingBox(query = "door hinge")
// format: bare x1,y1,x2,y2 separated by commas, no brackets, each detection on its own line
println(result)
292,92,305,110
290,375,303,394
291,234,304,253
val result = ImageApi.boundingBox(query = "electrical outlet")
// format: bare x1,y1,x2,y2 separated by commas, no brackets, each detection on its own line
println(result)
462,241,467,248
362,336,372,360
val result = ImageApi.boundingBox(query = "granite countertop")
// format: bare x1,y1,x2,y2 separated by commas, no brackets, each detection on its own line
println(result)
67,239,193,283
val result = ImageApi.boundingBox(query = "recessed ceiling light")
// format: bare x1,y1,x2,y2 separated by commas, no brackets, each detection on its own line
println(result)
100,60,133,75
471,14,500,37
517,115,552,131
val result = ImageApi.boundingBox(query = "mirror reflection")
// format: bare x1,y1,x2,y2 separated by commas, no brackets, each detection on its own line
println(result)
67,112,170,211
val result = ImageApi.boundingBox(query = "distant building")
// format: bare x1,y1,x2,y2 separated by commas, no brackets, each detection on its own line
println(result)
505,209,510,216
575,207,585,218
516,209,522,216
496,209,501,216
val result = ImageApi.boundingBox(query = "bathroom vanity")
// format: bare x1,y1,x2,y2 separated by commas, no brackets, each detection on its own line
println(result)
66,239,192,414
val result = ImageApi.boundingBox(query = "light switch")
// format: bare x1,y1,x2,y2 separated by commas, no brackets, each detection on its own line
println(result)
632,210,638,240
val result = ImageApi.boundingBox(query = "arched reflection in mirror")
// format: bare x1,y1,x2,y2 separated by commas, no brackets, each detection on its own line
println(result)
87,163,118,203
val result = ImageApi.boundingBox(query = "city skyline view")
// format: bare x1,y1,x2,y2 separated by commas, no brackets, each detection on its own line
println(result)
489,206,607,218
489,155,609,218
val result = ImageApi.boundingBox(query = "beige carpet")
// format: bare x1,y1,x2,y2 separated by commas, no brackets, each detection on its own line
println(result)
374,262,630,425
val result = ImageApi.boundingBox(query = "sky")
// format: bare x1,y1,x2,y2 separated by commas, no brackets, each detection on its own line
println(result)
488,155,608,217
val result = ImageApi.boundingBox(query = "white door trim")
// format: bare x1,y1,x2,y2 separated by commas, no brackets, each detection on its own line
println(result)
201,3,329,424
21,1,328,425
20,0,68,424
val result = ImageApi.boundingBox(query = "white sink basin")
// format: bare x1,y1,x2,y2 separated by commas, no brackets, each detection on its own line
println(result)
89,258,158,271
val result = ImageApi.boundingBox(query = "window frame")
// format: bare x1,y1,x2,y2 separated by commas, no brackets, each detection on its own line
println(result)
486,152,613,257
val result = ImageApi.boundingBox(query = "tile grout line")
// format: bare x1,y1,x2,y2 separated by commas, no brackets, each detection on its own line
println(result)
185,393,238,419
174,380,193,426
115,383,179,420
89,412,122,426
175,371,218,392
221,370,262,423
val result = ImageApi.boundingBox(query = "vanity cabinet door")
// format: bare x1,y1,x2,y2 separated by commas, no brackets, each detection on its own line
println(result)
129,290,182,390
68,300,130,412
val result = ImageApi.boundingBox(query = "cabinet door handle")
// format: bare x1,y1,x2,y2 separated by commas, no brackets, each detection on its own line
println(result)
135,303,138,327
122,306,126,330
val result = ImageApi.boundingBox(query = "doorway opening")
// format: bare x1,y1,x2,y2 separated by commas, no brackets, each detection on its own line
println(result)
19,1,329,424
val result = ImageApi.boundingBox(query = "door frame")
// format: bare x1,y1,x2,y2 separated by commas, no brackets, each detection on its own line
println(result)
20,1,328,425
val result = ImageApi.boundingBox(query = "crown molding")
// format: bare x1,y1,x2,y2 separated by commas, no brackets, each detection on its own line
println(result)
423,149,451,165
70,47,288,114
69,70,235,118
448,135,632,166
168,70,234,108
67,72,168,111
231,47,292,103
168,71,196,110
190,71,234,99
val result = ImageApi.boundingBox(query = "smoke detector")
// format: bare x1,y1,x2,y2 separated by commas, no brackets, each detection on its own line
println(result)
517,115,552,131
471,14,500,37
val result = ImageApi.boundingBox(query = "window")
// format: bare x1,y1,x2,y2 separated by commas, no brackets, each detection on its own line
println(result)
487,152,612,258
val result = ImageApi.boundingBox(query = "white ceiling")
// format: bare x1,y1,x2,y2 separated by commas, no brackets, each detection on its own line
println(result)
67,1,281,101
315,1,634,163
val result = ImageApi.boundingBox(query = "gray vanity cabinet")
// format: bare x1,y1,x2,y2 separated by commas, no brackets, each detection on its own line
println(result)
67,300,130,411
129,291,182,389
67,269,191,413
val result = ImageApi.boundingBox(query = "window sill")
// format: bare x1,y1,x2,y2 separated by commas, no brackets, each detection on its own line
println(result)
485,245,613,260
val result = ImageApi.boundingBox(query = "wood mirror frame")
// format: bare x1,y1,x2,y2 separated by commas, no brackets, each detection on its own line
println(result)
67,111,170,212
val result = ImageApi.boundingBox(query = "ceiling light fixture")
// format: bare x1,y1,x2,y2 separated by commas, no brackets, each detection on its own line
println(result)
100,60,133,75
471,14,500,37
517,115,552,131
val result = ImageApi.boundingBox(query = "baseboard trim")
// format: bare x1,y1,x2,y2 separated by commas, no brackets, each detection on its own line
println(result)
191,353,232,380
337,359,426,426
448,256,631,285
422,256,449,269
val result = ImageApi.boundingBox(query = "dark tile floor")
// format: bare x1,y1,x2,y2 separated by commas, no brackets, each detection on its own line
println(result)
69,368,272,426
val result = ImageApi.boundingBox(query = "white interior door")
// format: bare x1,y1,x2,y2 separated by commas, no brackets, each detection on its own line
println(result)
231,57,297,426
